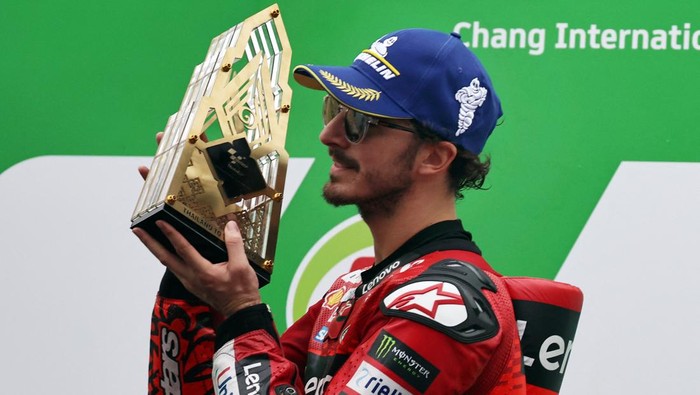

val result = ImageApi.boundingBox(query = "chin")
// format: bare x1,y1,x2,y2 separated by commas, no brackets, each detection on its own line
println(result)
322,182,359,207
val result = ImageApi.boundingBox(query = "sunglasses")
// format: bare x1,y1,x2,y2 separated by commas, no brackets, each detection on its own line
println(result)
322,96,417,144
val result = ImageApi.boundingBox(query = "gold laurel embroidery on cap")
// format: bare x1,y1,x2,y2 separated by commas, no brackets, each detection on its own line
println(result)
319,70,381,101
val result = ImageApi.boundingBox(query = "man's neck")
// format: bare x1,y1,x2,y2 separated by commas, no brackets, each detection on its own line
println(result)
363,190,457,263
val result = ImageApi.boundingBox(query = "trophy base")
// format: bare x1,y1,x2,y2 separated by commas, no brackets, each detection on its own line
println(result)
131,204,271,288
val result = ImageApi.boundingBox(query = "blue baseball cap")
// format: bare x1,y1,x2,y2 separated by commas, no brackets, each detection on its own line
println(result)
293,28,502,154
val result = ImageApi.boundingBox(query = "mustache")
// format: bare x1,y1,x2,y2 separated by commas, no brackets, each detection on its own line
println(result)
328,147,359,169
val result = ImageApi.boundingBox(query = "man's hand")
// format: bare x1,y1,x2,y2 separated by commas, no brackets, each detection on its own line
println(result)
133,220,262,317
137,132,164,181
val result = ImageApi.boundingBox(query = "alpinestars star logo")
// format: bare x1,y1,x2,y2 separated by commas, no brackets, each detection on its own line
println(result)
383,281,466,323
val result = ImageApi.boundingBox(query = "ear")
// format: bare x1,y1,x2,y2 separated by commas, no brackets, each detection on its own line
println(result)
416,141,457,176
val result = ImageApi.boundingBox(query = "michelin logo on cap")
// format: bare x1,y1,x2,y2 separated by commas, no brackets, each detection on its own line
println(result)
354,36,401,80
455,78,488,136
371,36,398,56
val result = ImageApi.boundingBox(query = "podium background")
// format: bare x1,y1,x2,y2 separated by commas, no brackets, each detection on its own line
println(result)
1,0,698,393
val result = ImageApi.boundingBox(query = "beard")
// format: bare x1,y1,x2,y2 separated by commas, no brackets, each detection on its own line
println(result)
323,168,412,219
322,141,420,220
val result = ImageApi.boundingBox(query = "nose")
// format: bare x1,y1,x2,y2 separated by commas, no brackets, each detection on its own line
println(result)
319,112,351,148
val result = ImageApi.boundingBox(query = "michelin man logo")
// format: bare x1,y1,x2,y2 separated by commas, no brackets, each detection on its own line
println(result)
370,36,398,57
455,78,488,136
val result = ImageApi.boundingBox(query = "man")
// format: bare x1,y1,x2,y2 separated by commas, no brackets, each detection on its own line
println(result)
135,28,525,394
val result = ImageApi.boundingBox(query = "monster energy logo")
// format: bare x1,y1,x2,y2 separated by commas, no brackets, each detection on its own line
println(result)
369,330,440,392
376,334,396,359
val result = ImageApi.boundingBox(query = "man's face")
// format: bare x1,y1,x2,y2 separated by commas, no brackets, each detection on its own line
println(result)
319,107,422,218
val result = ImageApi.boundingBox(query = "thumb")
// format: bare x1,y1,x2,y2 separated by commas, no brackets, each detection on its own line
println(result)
224,221,250,266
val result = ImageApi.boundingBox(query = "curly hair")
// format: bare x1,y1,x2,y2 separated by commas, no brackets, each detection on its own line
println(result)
412,122,491,200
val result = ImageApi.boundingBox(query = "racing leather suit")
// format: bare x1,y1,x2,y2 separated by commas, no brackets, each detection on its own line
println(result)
149,220,525,394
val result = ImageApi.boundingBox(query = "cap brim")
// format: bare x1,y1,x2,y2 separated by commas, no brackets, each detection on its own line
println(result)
293,64,411,119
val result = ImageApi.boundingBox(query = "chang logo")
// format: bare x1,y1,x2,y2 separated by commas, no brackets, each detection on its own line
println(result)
286,215,373,326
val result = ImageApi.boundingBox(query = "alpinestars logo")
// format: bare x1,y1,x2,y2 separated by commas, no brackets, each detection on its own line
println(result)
160,328,182,395
454,78,488,136
383,281,465,321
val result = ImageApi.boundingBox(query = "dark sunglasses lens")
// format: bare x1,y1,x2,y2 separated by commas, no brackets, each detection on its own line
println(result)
322,96,339,125
345,110,367,143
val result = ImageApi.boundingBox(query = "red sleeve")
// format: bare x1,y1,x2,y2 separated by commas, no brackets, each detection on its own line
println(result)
149,296,222,394
212,304,309,395
149,270,323,395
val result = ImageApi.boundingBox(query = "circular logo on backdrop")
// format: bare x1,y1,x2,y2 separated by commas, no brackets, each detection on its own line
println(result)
285,215,375,326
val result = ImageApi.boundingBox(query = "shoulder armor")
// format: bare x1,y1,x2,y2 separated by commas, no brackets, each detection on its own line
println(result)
380,259,499,343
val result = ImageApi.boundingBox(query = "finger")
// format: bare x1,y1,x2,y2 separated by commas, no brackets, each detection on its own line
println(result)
138,165,149,180
155,220,213,270
224,221,250,267
156,132,164,145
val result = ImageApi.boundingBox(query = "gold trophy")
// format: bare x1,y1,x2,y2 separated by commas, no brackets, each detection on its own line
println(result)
131,4,292,287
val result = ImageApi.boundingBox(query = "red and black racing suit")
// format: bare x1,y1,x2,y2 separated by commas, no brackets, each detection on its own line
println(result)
149,220,525,394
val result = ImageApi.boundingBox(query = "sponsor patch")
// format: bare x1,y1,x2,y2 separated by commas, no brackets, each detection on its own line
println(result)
304,374,333,395
454,78,488,136
358,260,402,297
383,281,467,325
235,356,271,395
160,328,182,395
213,341,237,395
347,361,411,395
323,287,346,309
314,326,329,342
513,300,581,393
368,330,439,392
381,260,500,344
370,36,398,57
